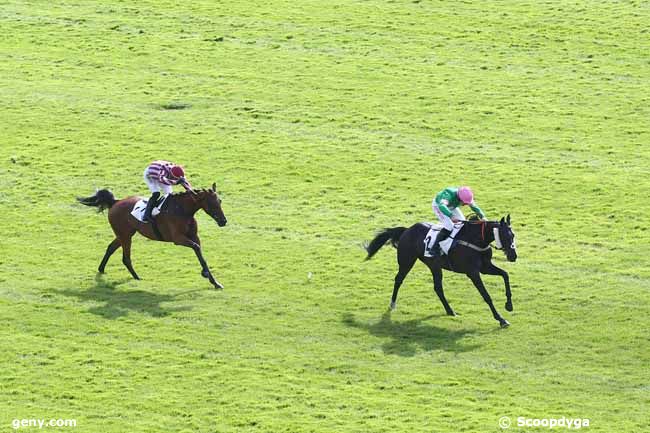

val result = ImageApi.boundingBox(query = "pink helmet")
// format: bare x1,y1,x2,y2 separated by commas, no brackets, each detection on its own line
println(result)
170,165,185,179
458,186,474,204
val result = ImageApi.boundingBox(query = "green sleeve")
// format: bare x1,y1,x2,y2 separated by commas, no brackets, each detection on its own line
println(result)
469,203,485,219
438,202,453,218
435,190,455,218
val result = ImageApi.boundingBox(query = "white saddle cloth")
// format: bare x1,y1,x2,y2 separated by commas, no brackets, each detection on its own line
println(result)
130,195,168,222
423,223,464,257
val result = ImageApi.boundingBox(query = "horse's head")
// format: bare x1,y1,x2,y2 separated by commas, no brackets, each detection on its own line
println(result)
496,214,517,262
195,183,227,227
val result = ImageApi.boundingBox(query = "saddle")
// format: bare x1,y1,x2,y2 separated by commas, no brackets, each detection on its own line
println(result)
423,223,463,258
130,195,169,222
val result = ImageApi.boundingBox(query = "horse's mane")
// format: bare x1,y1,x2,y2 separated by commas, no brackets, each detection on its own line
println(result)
171,188,212,199
454,219,499,239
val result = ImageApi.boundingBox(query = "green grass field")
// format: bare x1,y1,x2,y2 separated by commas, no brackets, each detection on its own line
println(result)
1,1,649,432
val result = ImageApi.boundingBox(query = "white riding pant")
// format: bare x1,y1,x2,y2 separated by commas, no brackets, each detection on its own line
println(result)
143,168,172,195
432,202,465,231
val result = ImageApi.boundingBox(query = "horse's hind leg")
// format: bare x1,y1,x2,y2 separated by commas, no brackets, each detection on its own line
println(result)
426,264,456,316
390,246,416,310
467,272,509,328
98,238,121,273
119,232,140,280
481,261,513,312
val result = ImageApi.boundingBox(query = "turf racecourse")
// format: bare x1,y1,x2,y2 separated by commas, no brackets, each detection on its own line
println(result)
1,1,649,432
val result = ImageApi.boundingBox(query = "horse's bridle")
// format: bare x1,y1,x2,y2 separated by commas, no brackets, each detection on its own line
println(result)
455,239,492,252
457,220,507,252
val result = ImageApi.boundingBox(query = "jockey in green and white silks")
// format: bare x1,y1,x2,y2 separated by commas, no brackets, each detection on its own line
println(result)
428,186,486,257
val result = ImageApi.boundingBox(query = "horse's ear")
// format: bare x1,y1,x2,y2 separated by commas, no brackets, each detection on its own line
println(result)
500,217,505,225
506,214,511,225
211,182,216,192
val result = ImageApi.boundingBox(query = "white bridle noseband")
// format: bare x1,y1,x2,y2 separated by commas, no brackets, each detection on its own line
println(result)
493,227,503,249
494,227,516,251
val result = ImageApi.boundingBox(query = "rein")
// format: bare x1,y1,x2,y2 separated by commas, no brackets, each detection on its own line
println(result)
455,239,492,252
454,220,502,252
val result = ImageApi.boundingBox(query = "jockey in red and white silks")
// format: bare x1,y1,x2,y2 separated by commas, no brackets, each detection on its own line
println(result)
142,161,193,222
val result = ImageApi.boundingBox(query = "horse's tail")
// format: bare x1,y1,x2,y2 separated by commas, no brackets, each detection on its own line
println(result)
77,189,117,212
364,227,408,260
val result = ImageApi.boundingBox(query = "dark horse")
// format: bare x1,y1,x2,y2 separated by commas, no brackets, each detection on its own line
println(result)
365,216,517,328
77,183,227,289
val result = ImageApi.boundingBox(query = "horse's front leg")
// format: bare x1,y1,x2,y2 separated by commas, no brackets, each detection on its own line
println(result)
481,261,513,312
175,236,223,289
467,271,509,328
190,236,215,281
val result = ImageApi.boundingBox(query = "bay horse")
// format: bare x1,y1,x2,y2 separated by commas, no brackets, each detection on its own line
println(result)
77,183,227,289
365,216,517,328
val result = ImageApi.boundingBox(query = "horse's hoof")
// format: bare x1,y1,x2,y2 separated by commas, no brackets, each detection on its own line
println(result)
505,301,513,312
389,302,397,311
212,280,224,290
500,320,510,328
447,311,457,317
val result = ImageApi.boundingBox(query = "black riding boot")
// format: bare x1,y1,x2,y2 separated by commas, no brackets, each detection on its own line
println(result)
143,192,160,223
428,228,451,257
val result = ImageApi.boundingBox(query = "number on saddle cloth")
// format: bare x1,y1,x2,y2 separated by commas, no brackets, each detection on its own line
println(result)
131,195,169,222
423,223,462,257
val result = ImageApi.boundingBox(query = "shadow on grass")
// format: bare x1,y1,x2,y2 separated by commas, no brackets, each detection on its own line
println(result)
56,273,197,319
342,310,480,356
